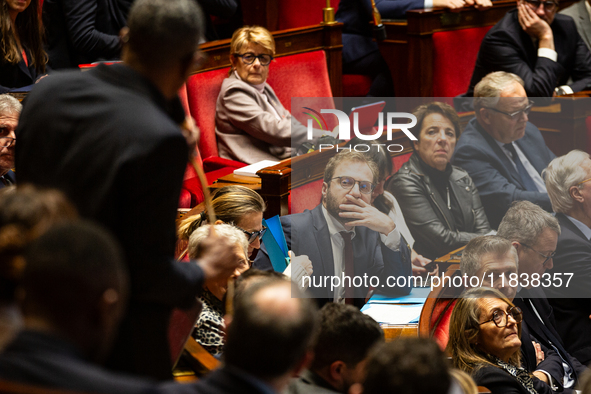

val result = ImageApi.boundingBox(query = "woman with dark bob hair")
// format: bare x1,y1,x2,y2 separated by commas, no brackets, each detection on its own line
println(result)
448,287,552,394
386,101,491,260
0,0,46,92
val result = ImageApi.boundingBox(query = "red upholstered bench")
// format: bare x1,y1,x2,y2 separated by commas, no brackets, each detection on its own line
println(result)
432,26,493,98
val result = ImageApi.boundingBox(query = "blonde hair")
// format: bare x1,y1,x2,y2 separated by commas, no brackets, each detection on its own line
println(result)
229,26,275,73
177,185,266,240
449,369,478,394
188,223,248,260
447,287,522,374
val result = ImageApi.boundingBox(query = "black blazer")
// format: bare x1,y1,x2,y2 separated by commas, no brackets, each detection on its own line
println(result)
253,204,412,307
43,0,126,69
0,43,41,93
465,9,591,97
452,118,555,229
546,213,591,365
0,330,156,394
472,365,553,394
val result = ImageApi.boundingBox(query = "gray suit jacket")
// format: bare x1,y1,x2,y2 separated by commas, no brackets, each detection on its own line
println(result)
561,0,591,51
215,73,309,164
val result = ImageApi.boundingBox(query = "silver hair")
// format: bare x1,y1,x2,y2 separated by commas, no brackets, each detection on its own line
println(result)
460,235,518,278
543,150,591,214
127,0,204,67
473,72,525,112
188,223,248,260
0,94,22,116
497,200,560,245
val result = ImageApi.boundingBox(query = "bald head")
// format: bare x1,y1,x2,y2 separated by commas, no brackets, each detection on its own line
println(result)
224,279,318,380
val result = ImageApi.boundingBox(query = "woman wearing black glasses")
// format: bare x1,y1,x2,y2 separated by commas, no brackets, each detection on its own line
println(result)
387,102,491,260
448,287,552,394
214,25,316,164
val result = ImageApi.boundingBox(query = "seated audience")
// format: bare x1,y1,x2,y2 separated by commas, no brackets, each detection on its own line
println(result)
0,185,77,350
497,200,587,391
215,26,321,164
254,150,412,307
335,0,491,98
188,223,250,356
43,0,131,69
0,221,155,393
560,0,591,50
177,185,266,257
543,150,591,365
448,287,552,394
0,0,46,93
464,0,591,98
387,101,491,260
345,138,432,276
453,72,556,228
287,303,383,394
162,277,318,394
0,94,20,187
350,337,451,394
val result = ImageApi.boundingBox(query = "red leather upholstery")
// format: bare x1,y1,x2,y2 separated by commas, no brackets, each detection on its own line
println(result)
432,26,493,98
168,302,202,365
277,0,339,30
431,298,457,351
343,74,372,97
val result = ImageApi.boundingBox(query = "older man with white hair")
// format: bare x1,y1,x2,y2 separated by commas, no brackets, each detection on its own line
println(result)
543,149,591,365
0,94,20,188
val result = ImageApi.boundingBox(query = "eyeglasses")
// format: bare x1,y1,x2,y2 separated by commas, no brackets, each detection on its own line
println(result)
485,100,534,120
331,176,375,194
237,225,267,244
0,137,15,148
524,0,558,11
479,306,523,328
576,177,591,187
233,52,273,66
521,243,556,265
238,258,254,269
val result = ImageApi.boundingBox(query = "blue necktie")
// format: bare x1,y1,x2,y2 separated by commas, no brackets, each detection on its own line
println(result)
504,143,538,192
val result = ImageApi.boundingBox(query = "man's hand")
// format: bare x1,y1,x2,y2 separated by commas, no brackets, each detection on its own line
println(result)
411,251,436,276
463,0,493,10
180,116,200,158
517,1,554,49
433,0,466,10
339,194,395,235
533,371,550,384
194,227,243,284
533,341,545,365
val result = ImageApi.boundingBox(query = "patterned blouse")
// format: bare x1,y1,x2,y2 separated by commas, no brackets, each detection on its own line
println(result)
192,289,225,356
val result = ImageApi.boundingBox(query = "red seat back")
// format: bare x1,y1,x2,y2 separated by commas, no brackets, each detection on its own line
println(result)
586,116,591,154
186,68,230,160
277,0,339,30
432,26,493,97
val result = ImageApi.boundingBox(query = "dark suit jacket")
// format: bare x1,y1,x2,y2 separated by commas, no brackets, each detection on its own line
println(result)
253,204,412,308
160,366,276,394
15,64,204,378
0,43,41,93
465,9,591,97
43,0,127,69
0,330,156,394
336,0,423,64
515,287,586,390
560,0,591,51
452,118,555,229
546,213,591,365
472,365,553,394
0,170,15,189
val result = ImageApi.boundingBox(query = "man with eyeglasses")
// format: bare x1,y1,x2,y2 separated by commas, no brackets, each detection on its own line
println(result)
544,150,591,366
464,0,591,98
497,200,586,392
460,235,581,393
453,71,556,228
0,94,19,188
254,150,412,307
